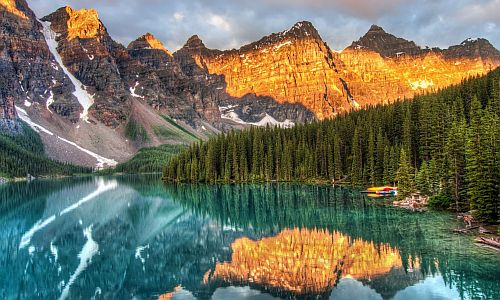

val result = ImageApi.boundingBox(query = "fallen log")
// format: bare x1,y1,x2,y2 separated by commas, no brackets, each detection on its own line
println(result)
479,226,494,234
452,226,480,234
474,237,500,250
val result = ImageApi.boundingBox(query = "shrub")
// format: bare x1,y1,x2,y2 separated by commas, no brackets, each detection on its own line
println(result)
428,193,453,210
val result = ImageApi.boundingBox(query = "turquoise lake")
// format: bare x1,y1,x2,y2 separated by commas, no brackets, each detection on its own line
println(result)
0,175,498,299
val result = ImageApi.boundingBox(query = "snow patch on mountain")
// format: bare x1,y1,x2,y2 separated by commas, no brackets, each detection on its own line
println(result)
41,21,94,122
254,113,295,127
130,82,144,99
46,91,54,113
57,136,117,168
409,79,434,90
16,106,54,136
219,106,294,128
274,41,292,51
462,38,478,44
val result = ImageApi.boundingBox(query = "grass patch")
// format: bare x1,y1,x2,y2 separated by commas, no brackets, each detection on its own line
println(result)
160,114,199,141
153,126,178,140
125,118,149,143
100,144,186,174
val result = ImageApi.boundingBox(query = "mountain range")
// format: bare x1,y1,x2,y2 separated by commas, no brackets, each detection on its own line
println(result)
1,0,499,168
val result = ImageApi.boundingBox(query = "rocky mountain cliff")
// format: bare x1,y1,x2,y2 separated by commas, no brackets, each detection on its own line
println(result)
1,1,499,168
1,2,134,167
340,26,500,106
0,94,19,133
41,7,314,130
443,38,500,61
178,21,358,119
41,6,134,127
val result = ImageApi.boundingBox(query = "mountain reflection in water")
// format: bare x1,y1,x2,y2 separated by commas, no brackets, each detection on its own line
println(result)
0,177,498,300
205,228,405,296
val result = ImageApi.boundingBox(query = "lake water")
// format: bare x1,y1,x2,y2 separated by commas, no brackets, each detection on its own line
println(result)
0,175,498,299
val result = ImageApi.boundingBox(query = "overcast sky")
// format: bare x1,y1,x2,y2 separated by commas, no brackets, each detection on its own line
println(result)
28,0,499,52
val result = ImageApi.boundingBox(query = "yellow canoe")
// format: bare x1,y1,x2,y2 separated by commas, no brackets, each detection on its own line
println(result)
367,186,397,192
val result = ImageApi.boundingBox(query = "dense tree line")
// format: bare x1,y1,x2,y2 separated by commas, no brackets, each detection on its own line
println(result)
164,68,500,222
0,123,90,178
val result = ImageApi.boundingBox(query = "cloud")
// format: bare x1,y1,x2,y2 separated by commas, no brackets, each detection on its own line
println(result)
264,0,415,19
207,14,231,31
26,0,499,52
453,0,500,23
173,12,184,22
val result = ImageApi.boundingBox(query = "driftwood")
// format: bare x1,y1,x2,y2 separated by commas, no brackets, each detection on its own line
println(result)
474,237,500,250
479,226,494,234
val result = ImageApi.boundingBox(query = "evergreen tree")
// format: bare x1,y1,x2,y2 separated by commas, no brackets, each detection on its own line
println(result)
446,118,467,211
367,129,376,185
333,133,342,180
396,149,415,198
375,128,385,185
350,128,363,186
383,144,391,185
416,161,430,195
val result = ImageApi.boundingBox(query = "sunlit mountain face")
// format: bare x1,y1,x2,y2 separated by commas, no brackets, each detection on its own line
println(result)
205,228,405,297
179,23,500,119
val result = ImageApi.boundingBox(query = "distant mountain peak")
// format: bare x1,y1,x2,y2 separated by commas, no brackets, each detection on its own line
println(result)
458,37,496,48
180,34,207,52
236,20,323,53
285,21,318,37
461,37,478,44
128,32,171,54
62,6,100,22
445,37,500,61
275,20,321,42
368,24,385,32
348,24,423,57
